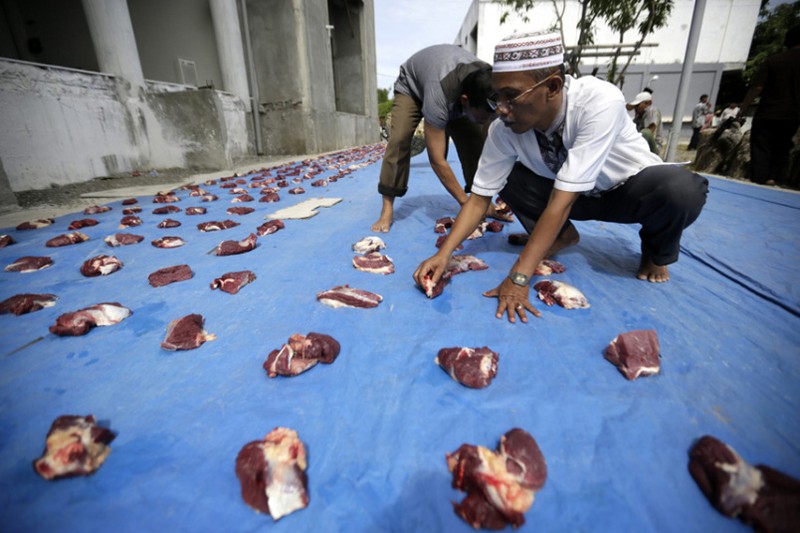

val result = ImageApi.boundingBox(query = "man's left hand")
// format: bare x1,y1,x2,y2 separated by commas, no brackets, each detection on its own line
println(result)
486,203,514,222
483,277,541,323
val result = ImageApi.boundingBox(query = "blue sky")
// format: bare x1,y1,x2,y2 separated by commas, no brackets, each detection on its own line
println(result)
374,0,473,91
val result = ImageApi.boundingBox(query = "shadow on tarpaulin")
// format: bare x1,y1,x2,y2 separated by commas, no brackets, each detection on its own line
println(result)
0,148,798,532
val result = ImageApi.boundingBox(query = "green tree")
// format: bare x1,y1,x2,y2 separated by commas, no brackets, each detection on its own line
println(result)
496,0,672,87
743,1,800,83
377,88,393,121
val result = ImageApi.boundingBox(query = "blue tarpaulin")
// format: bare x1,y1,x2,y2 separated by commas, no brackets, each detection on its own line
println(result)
1,147,798,532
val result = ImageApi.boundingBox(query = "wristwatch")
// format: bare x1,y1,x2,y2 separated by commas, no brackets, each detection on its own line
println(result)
508,272,530,286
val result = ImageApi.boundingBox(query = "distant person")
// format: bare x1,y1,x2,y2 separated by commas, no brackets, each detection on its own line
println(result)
628,91,664,156
739,25,800,186
371,44,510,232
720,102,740,122
413,31,708,324
688,94,710,149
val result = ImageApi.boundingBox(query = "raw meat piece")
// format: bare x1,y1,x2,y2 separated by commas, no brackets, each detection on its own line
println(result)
67,219,98,230
214,233,257,256
263,345,319,378
121,198,138,205
276,180,289,188
484,221,504,233
153,194,179,203
46,232,89,247
83,205,111,215
0,293,58,315
153,205,181,214
256,220,285,236
507,233,528,246
157,218,181,228
210,270,256,294
151,236,185,248
32,415,115,480
235,427,309,520
288,332,340,364
422,273,448,299
434,216,455,234
80,255,122,277
533,258,566,276
122,206,142,215
534,280,590,309
259,191,280,203
189,188,207,196
288,187,305,194
220,182,238,188
0,234,15,248
16,218,54,230
49,302,132,336
201,194,219,202
310,179,328,187
119,215,143,228
104,233,144,246
229,187,247,195
317,285,382,309
447,428,547,529
204,179,217,186
688,435,800,532
352,252,395,274
197,220,240,232
232,194,255,203
161,313,216,350
435,347,498,389
149,264,193,287
352,236,386,254
5,256,53,272
419,255,488,299
604,330,660,380
185,207,206,215
227,207,255,216
435,234,463,251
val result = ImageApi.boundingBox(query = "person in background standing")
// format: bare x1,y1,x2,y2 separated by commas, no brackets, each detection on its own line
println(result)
739,25,800,186
688,94,710,150
628,92,664,157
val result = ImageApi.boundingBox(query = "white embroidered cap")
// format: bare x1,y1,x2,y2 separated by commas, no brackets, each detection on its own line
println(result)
493,31,564,72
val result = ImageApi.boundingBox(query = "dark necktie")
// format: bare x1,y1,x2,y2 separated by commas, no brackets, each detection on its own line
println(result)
536,129,567,174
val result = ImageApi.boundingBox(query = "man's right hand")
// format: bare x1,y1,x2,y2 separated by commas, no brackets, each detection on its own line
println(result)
413,253,450,288
486,203,514,222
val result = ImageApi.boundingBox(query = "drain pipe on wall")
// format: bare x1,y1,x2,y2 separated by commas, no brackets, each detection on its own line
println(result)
240,0,263,155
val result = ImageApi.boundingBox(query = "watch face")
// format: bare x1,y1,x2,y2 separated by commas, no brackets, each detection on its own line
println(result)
511,273,529,285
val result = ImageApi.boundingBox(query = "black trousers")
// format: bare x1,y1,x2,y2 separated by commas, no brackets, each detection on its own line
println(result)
498,163,709,266
749,118,800,184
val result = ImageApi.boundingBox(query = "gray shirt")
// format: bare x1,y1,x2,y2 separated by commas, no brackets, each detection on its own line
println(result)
394,44,489,129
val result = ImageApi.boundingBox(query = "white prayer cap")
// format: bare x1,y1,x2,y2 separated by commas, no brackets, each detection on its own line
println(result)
628,91,653,106
493,31,564,73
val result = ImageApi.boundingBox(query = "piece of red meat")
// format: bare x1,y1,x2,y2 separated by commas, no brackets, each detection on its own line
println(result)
197,220,240,232
201,194,219,202
436,347,498,389
0,234,16,248
215,233,257,256
5,256,53,272
484,221,504,233
256,220,285,236
235,428,309,520
434,216,455,234
149,264,194,287
121,198,138,205
210,270,256,294
151,236,185,248
32,415,115,480
435,234,464,251
153,194,179,203
419,255,488,299
534,280,590,309
16,218,54,230
49,302,132,336
122,206,142,215
104,233,144,246
119,215,143,228
80,255,123,277
232,194,255,203
311,179,328,187
157,218,181,228
0,293,58,315
288,187,305,194
68,218,99,230
287,332,340,364
259,191,281,203
352,236,385,254
352,252,394,274
604,330,660,380
264,345,319,378
227,207,255,216
533,258,566,276
185,207,206,215
447,428,547,529
317,285,382,309
153,205,181,214
46,232,89,247
688,435,800,532
160,313,216,350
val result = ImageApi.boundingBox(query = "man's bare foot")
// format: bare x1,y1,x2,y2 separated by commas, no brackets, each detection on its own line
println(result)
371,215,392,233
546,224,580,256
636,254,670,282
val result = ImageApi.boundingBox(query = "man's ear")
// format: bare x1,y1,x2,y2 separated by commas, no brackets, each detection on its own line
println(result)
546,76,563,99
460,94,470,109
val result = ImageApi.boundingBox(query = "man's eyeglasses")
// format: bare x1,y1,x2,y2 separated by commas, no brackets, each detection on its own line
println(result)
487,72,559,112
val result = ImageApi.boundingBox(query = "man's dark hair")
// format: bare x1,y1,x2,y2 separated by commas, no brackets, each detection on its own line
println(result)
700,94,708,100
461,66,494,111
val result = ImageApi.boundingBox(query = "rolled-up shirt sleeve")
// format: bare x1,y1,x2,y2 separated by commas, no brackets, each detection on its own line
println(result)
469,120,519,197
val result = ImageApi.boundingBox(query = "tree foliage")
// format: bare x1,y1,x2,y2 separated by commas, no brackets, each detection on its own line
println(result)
496,0,672,87
377,88,393,120
744,1,800,83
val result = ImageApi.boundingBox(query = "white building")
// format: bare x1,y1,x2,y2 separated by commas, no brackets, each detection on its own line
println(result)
455,0,760,126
